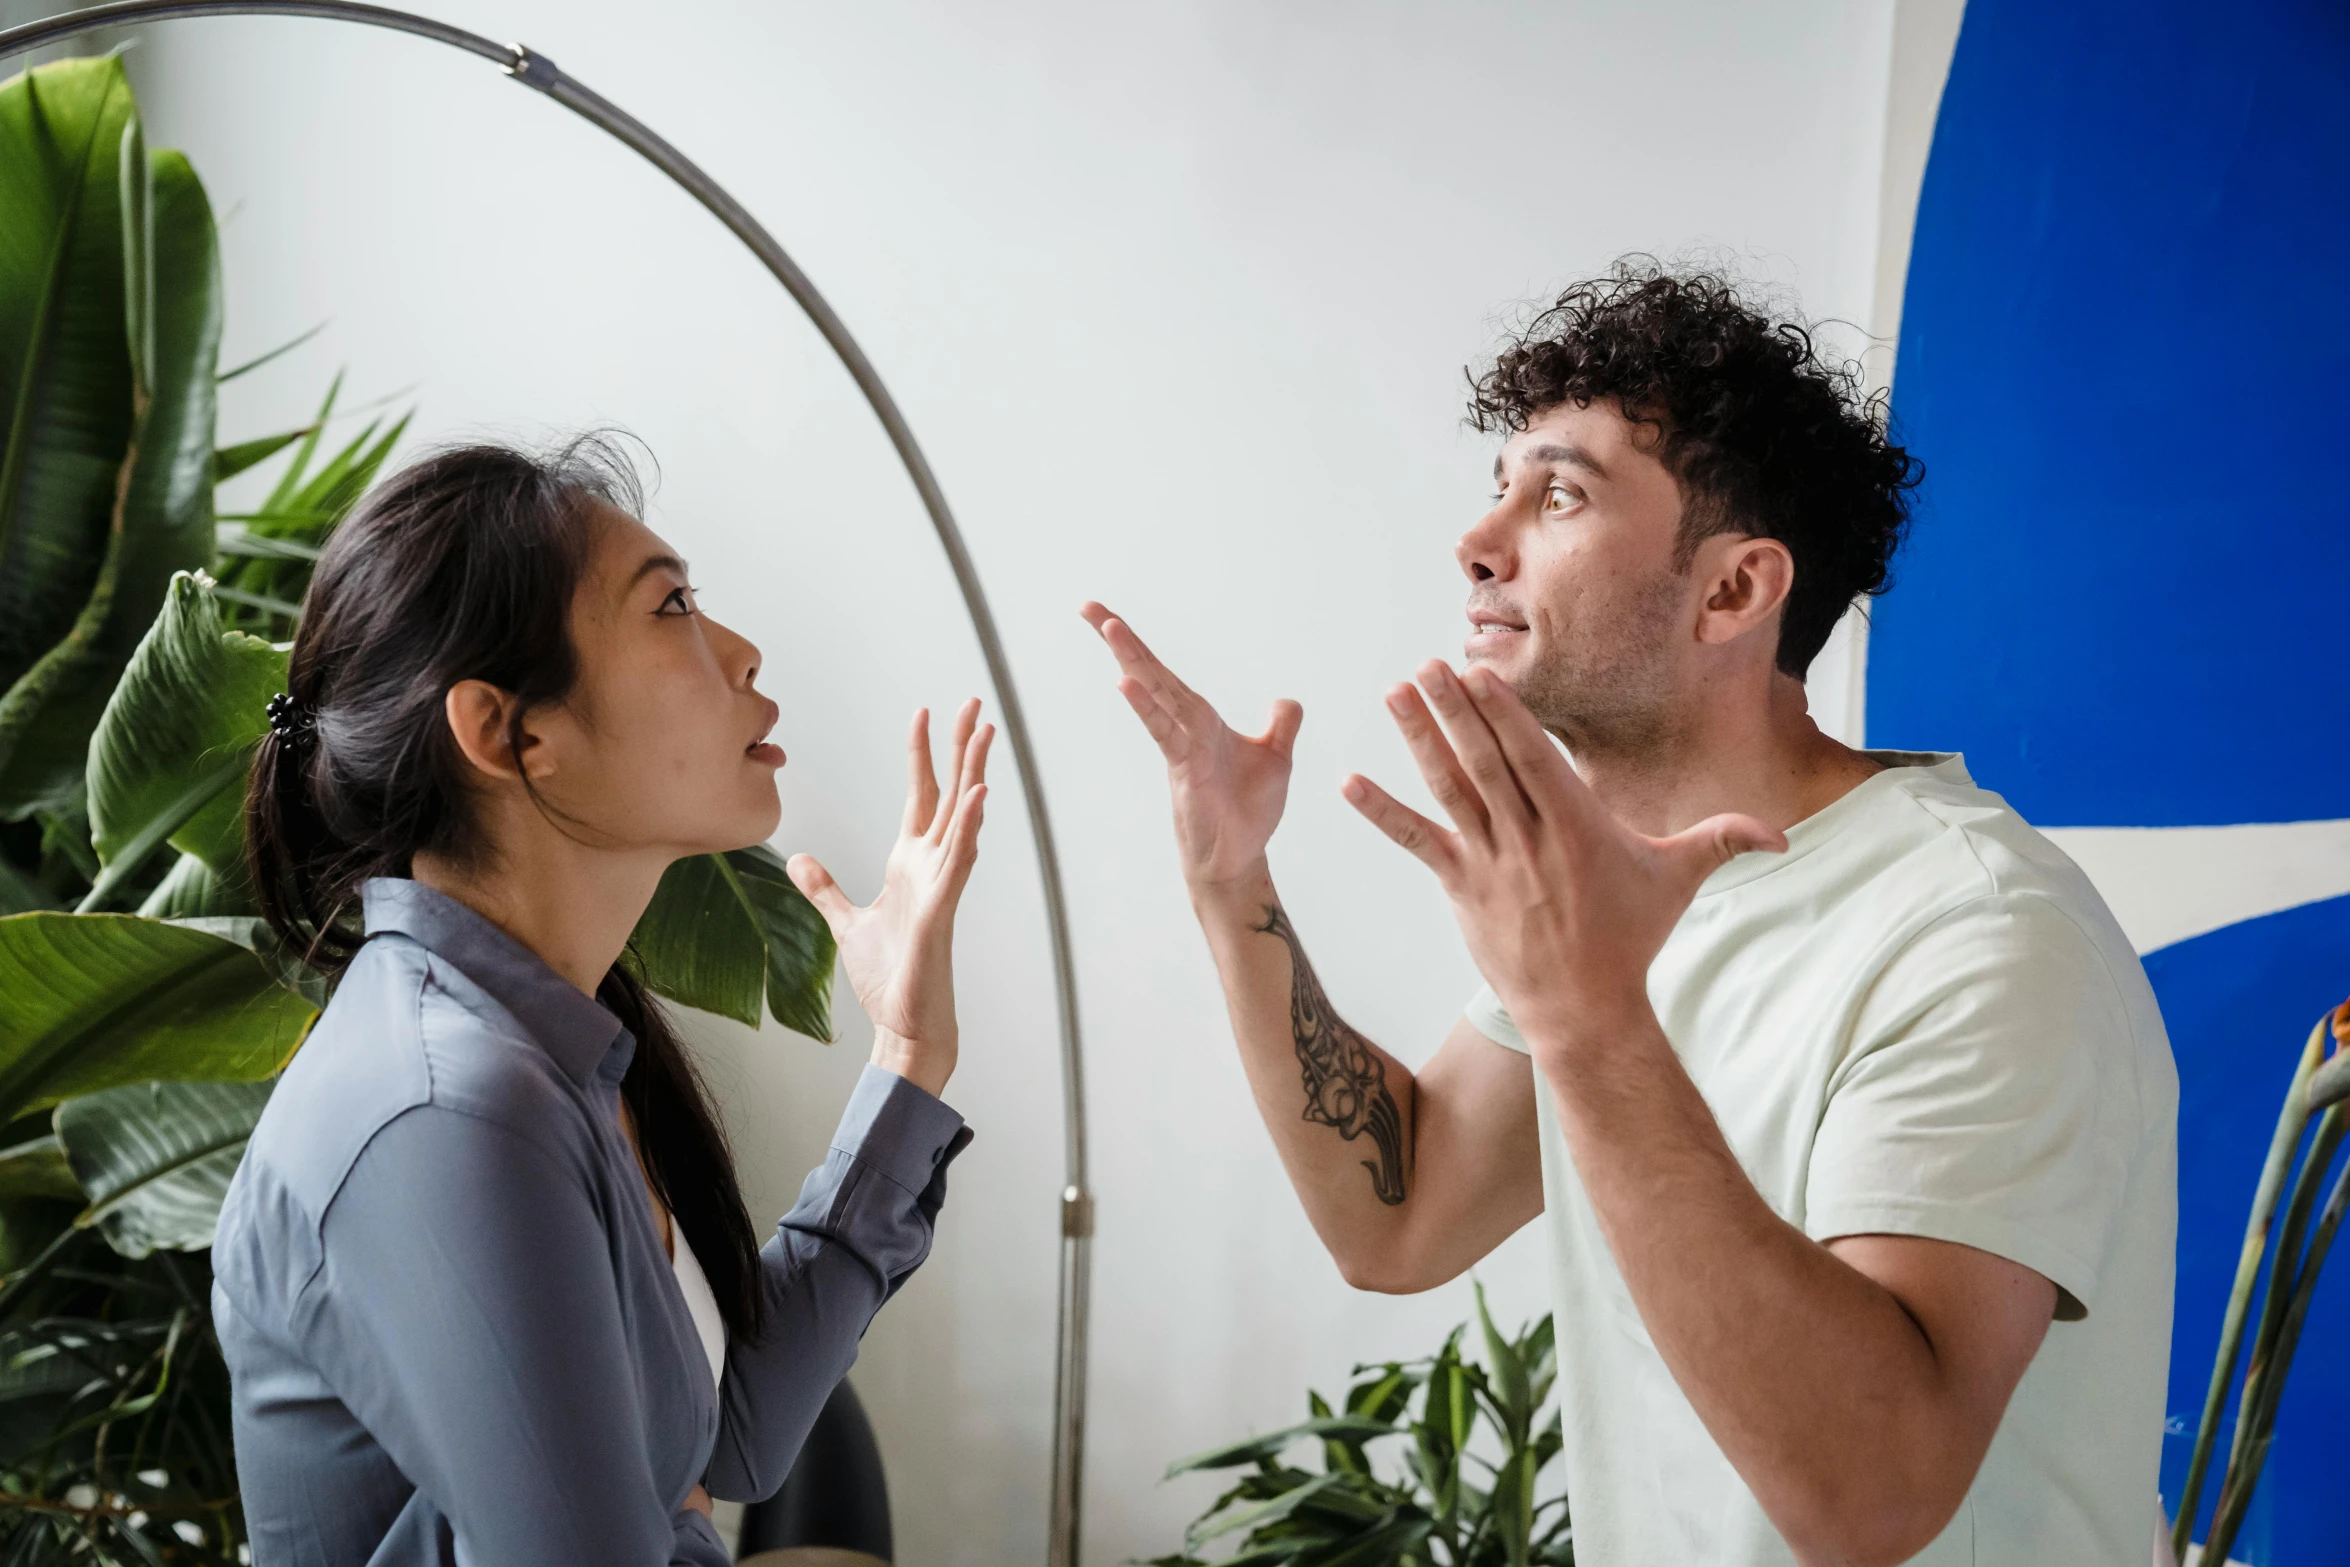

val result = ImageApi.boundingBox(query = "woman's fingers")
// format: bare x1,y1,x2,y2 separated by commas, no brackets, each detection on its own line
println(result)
902,707,938,837
785,853,858,935
1383,681,1491,842
931,699,981,841
1340,773,1462,882
939,779,990,895
1416,661,1534,832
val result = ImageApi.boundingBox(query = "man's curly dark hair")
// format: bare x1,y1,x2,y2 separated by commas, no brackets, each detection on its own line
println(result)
1466,259,1921,679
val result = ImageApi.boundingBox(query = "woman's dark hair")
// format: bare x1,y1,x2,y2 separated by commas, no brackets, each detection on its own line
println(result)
245,435,767,1340
1466,257,1924,678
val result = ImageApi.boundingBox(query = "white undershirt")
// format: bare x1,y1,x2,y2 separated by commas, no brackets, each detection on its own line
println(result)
669,1228,727,1394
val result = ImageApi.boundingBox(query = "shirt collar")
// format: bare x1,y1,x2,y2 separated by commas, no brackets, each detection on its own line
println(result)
360,877,629,1088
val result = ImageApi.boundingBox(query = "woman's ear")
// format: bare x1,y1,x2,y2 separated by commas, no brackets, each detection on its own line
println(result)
1694,535,1795,648
442,680,545,782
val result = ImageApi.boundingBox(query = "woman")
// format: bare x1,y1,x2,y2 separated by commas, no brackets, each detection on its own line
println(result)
212,436,990,1566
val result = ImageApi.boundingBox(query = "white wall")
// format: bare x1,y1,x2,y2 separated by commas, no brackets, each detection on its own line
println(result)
125,4,1903,1559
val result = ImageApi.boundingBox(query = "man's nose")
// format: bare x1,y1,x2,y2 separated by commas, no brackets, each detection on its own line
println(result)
1456,508,1514,584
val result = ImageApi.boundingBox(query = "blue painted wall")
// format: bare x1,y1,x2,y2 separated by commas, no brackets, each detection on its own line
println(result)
1869,0,2350,829
1868,0,2350,1557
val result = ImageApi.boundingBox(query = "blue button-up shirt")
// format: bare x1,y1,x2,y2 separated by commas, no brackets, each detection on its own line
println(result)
211,878,971,1566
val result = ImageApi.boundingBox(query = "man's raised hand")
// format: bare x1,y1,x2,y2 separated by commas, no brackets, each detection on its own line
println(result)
1340,661,1784,1053
1082,603,1302,891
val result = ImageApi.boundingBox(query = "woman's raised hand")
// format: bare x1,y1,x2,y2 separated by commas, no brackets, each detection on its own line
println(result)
787,700,993,1097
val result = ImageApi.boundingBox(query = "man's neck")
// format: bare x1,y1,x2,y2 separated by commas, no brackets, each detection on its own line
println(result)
1564,670,1883,841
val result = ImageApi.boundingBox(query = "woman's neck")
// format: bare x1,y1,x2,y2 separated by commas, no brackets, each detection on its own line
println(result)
411,829,669,998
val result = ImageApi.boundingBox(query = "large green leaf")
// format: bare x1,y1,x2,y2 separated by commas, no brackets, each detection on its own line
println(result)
0,910,309,1126
55,1077,270,1257
631,843,835,1038
0,57,138,726
0,60,222,815
84,570,281,889
0,1134,79,1202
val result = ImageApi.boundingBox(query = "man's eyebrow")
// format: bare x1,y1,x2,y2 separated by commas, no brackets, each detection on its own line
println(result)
626,552,689,589
1498,442,1608,482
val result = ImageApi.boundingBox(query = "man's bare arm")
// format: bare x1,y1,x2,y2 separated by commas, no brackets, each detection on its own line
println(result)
1192,870,1539,1289
1085,603,1541,1291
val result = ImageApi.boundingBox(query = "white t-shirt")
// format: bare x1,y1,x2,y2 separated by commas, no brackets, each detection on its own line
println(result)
1465,752,2176,1566
671,1228,728,1395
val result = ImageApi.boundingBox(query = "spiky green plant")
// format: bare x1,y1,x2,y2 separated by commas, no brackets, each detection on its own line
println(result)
1148,1285,1572,1567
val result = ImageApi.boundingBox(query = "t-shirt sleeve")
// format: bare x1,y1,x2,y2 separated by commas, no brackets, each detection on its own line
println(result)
1805,892,2144,1320
1465,984,1531,1054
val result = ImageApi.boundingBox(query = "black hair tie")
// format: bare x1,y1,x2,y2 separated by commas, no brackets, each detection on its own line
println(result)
266,692,316,744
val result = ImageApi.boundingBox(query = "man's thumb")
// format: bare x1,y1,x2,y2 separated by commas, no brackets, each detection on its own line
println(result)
1660,812,1786,884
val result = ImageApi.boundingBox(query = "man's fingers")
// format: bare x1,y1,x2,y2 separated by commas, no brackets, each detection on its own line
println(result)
1341,773,1463,881
1457,664,1593,821
1116,677,1184,753
1415,662,1533,832
1656,811,1787,890
785,853,859,934
902,707,938,837
1261,699,1304,761
1382,681,1491,841
1082,604,1201,715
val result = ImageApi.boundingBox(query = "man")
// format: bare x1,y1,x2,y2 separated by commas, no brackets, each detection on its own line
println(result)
1085,262,2176,1566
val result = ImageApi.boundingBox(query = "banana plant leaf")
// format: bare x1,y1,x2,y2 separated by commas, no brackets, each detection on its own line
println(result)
136,848,251,919
55,1078,271,1257
631,843,836,1038
0,1134,79,1202
83,570,282,900
0,58,222,816
0,910,310,1126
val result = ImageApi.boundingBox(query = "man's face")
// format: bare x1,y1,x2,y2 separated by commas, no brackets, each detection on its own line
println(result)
1457,400,1694,751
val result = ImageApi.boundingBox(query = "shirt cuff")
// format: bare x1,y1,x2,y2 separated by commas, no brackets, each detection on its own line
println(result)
833,1063,973,1201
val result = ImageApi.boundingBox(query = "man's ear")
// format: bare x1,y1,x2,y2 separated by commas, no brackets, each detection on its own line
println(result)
1693,535,1795,648
442,680,545,782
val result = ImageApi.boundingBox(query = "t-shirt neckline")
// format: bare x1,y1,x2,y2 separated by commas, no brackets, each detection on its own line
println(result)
1693,750,1969,898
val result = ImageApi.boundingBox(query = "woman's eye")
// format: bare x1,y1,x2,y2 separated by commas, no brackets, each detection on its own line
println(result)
658,586,699,616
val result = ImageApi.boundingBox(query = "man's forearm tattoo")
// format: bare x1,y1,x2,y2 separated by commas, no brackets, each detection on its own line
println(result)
1254,904,1407,1205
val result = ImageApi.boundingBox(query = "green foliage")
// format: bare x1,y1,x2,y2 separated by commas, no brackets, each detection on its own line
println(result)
84,571,283,902
633,843,837,1038
56,1080,274,1258
1149,1285,1572,1567
0,1225,244,1563
0,912,308,1127
209,371,407,642
0,56,221,818
2171,1007,2350,1564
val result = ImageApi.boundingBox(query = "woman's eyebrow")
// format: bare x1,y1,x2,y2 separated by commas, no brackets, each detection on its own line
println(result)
627,552,690,588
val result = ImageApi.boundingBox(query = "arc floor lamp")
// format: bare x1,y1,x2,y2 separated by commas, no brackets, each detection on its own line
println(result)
0,4,1097,1562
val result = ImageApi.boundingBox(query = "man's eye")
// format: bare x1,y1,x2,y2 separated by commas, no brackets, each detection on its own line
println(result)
658,586,699,616
1545,485,1574,512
